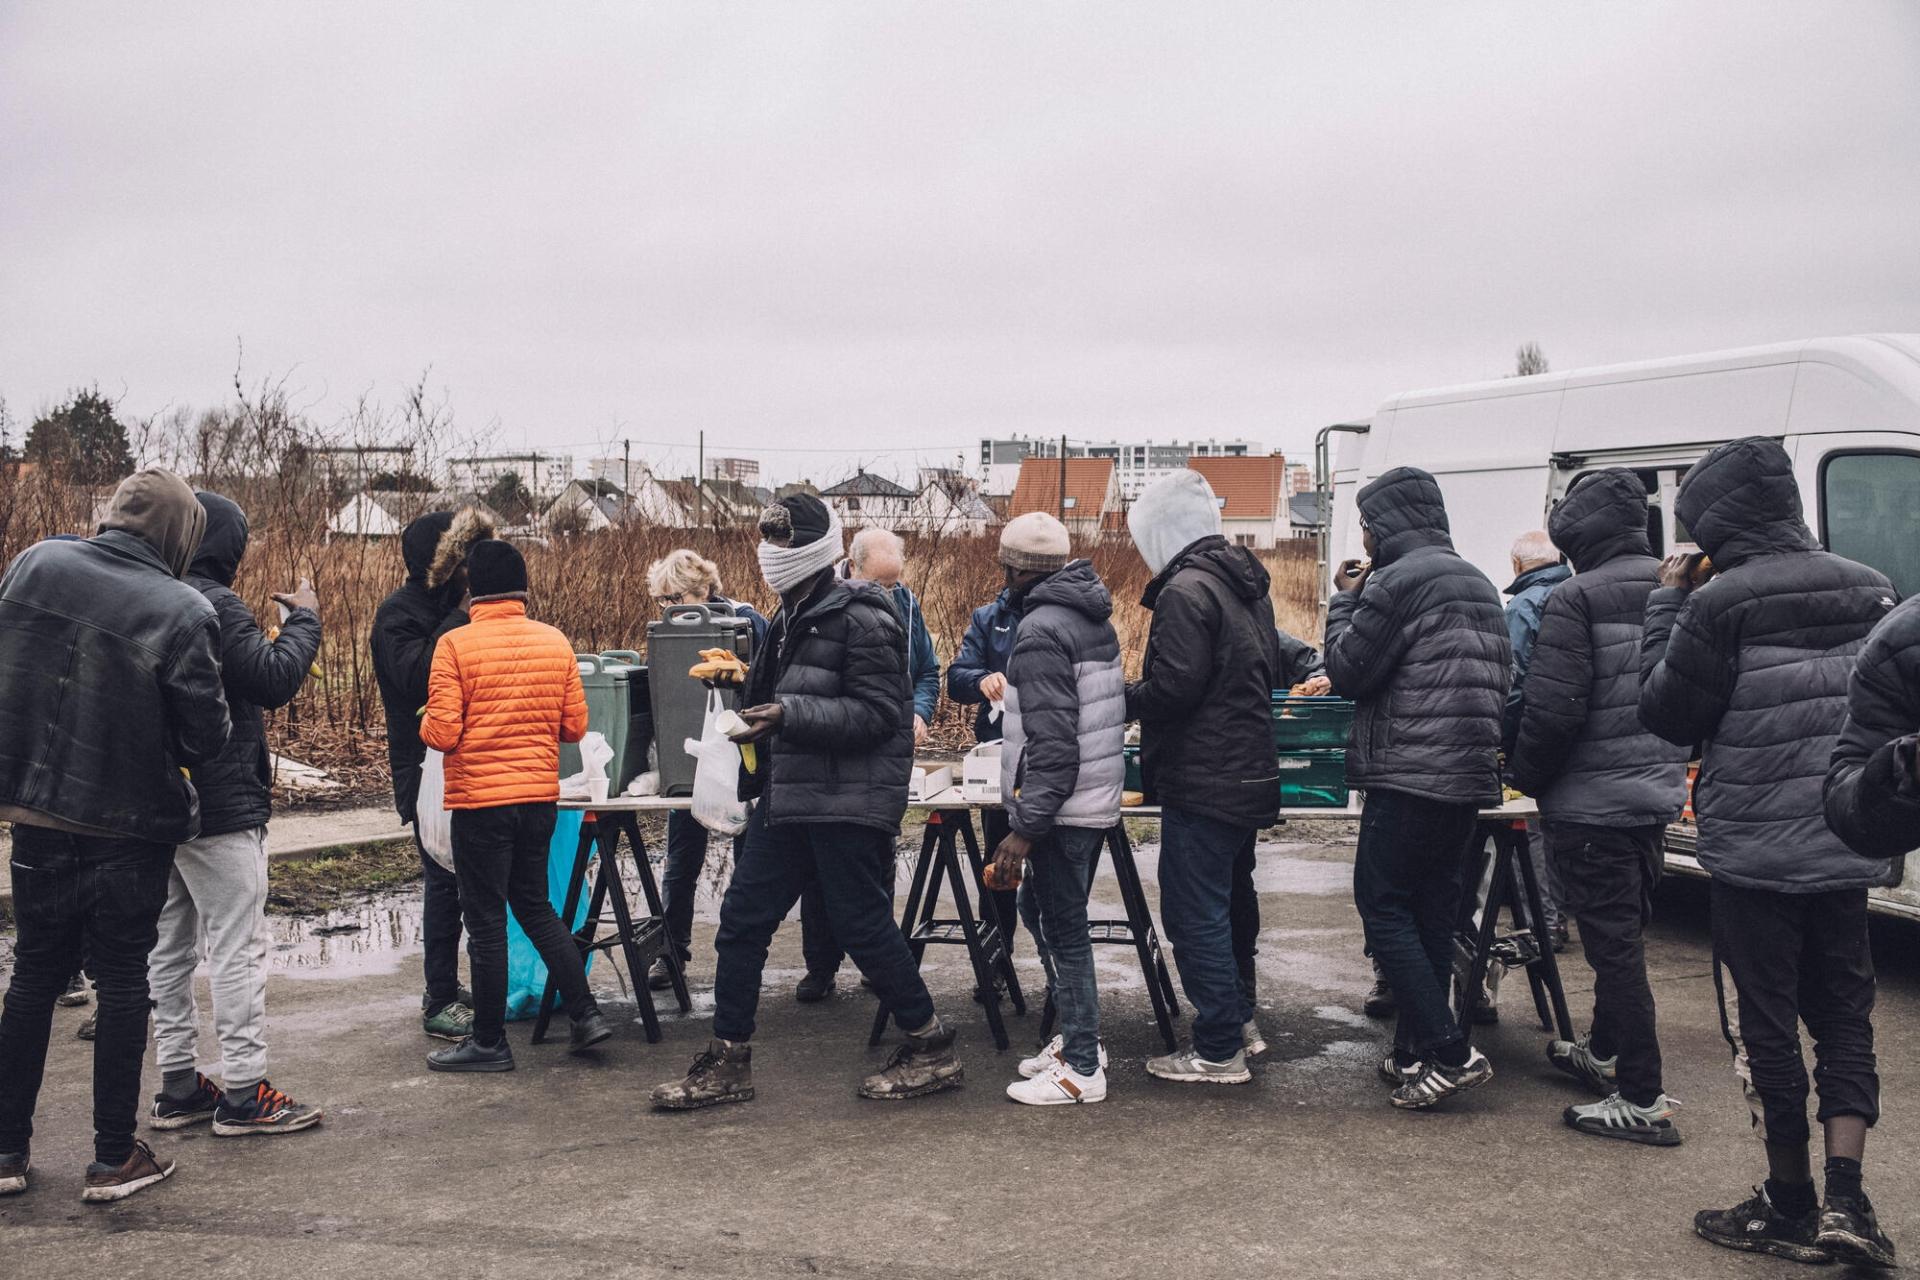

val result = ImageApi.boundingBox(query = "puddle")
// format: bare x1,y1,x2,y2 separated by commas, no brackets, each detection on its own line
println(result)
270,888,424,980
1312,1003,1371,1028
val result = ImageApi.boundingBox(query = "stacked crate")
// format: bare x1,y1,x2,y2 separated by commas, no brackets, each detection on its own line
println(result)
1271,695,1353,808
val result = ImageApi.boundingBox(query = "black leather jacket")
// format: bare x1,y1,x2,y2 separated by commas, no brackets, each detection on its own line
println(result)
0,531,231,843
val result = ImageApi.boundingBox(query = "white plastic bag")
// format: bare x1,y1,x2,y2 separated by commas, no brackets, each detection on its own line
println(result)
685,690,749,835
417,749,454,873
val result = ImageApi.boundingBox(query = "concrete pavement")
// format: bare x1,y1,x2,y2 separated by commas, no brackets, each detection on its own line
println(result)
3,829,1916,1279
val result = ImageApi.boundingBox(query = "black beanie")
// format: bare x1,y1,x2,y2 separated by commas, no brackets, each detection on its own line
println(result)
466,538,529,598
758,493,832,547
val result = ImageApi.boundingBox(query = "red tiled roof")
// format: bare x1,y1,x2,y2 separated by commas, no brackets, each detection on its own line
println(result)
1187,455,1288,520
1008,456,1116,519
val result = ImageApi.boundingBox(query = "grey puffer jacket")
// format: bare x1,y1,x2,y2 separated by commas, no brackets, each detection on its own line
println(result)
1002,561,1125,837
1325,467,1510,807
740,572,914,833
1639,437,1896,892
1824,595,1920,866
1509,469,1688,826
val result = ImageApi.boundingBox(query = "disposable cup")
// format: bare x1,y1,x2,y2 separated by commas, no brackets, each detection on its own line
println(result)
714,709,750,739
588,776,611,804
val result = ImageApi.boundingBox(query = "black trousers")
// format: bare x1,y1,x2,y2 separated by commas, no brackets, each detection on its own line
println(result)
415,831,465,1013
800,808,1021,974
1546,821,1666,1105
1230,827,1260,1006
451,803,597,1046
0,825,173,1165
1712,879,1879,1147
1353,789,1476,1056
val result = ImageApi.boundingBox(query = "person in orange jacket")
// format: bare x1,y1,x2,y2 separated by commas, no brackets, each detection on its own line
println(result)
419,538,612,1072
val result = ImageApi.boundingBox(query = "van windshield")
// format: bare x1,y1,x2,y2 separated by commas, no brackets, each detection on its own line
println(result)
1823,452,1920,599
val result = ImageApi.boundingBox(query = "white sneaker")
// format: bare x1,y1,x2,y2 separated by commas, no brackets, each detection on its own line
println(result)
1244,1019,1269,1059
1017,1034,1109,1079
1006,1060,1107,1106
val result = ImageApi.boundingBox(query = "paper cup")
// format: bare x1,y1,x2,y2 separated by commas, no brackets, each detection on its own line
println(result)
588,776,611,804
714,709,750,739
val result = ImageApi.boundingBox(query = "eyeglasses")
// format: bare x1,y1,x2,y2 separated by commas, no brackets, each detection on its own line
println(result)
654,595,684,609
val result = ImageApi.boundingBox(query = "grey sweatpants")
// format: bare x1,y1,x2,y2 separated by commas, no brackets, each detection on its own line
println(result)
148,826,272,1091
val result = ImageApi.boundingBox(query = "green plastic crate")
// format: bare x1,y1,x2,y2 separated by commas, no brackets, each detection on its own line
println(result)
1271,695,1355,750
1277,748,1349,808
1123,744,1142,792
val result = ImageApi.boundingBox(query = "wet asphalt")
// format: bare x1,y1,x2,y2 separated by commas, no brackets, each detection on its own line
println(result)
3,825,1917,1279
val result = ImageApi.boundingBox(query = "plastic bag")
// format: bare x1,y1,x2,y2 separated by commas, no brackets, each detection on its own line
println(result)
417,749,454,873
685,690,749,835
504,807,590,1019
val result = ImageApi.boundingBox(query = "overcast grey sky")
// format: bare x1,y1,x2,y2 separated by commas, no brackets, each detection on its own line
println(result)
3,1,1917,485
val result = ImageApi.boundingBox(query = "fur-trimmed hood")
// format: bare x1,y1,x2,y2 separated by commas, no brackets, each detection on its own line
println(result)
427,506,496,591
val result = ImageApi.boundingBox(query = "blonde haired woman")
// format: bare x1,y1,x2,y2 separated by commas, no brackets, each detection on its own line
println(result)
645,549,768,991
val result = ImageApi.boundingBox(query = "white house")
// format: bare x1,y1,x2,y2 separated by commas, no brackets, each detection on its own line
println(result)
906,470,999,537
328,491,500,538
821,470,917,530
543,479,628,532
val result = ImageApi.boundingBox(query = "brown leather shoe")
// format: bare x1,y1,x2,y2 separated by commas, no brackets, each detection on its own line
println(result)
81,1139,175,1203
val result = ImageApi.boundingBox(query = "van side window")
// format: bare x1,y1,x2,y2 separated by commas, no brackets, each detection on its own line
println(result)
1823,452,1920,599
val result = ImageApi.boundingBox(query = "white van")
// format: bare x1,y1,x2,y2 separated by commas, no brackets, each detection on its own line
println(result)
1326,334,1920,918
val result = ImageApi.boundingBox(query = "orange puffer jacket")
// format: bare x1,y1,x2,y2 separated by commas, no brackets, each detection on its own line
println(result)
422,598,587,809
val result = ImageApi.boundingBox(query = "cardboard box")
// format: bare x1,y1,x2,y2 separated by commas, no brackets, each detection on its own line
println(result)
907,762,954,803
962,742,1002,804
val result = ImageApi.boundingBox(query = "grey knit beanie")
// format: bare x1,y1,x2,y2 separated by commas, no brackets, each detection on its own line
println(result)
998,512,1072,572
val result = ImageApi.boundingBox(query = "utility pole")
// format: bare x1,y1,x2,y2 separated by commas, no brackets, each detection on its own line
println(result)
696,428,705,528
1057,433,1067,523
622,437,631,524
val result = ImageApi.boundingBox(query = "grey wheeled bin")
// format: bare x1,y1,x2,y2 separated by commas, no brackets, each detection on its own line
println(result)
559,650,650,793
646,603,754,797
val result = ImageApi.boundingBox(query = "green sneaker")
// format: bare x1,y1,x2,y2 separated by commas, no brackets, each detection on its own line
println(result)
423,1002,474,1042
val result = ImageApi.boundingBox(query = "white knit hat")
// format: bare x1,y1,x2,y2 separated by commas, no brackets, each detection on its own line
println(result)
998,511,1072,572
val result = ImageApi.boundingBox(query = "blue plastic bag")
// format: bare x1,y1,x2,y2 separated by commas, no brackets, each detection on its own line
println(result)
503,808,592,1019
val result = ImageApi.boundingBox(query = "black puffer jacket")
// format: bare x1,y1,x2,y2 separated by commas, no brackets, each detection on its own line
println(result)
371,513,469,824
0,531,230,843
741,572,914,832
1126,535,1283,828
185,494,322,838
1510,470,1688,826
1324,467,1509,807
1823,597,1920,865
1639,437,1896,892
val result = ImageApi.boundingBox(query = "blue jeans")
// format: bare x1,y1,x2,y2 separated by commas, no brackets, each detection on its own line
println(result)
1157,807,1254,1061
1016,825,1104,1074
416,832,464,1014
0,826,174,1165
712,805,933,1043
663,811,744,965
1353,788,1476,1058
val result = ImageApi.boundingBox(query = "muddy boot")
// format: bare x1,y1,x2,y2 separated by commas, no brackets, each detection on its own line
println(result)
859,1017,963,1101
650,1038,753,1111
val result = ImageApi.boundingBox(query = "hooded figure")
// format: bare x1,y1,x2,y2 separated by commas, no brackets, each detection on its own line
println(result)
1324,466,1510,805
0,468,231,841
1509,469,1691,823
371,506,495,824
1639,437,1895,890
183,492,323,838
1125,472,1285,828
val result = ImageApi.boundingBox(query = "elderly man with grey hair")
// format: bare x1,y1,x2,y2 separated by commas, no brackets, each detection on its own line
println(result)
793,526,943,1003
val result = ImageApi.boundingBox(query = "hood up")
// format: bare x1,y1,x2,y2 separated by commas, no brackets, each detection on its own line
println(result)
1128,469,1223,575
400,511,455,587
97,468,206,579
1549,468,1654,573
1355,467,1454,566
1675,437,1817,570
1142,533,1271,609
1020,558,1114,623
425,506,497,591
189,491,250,587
